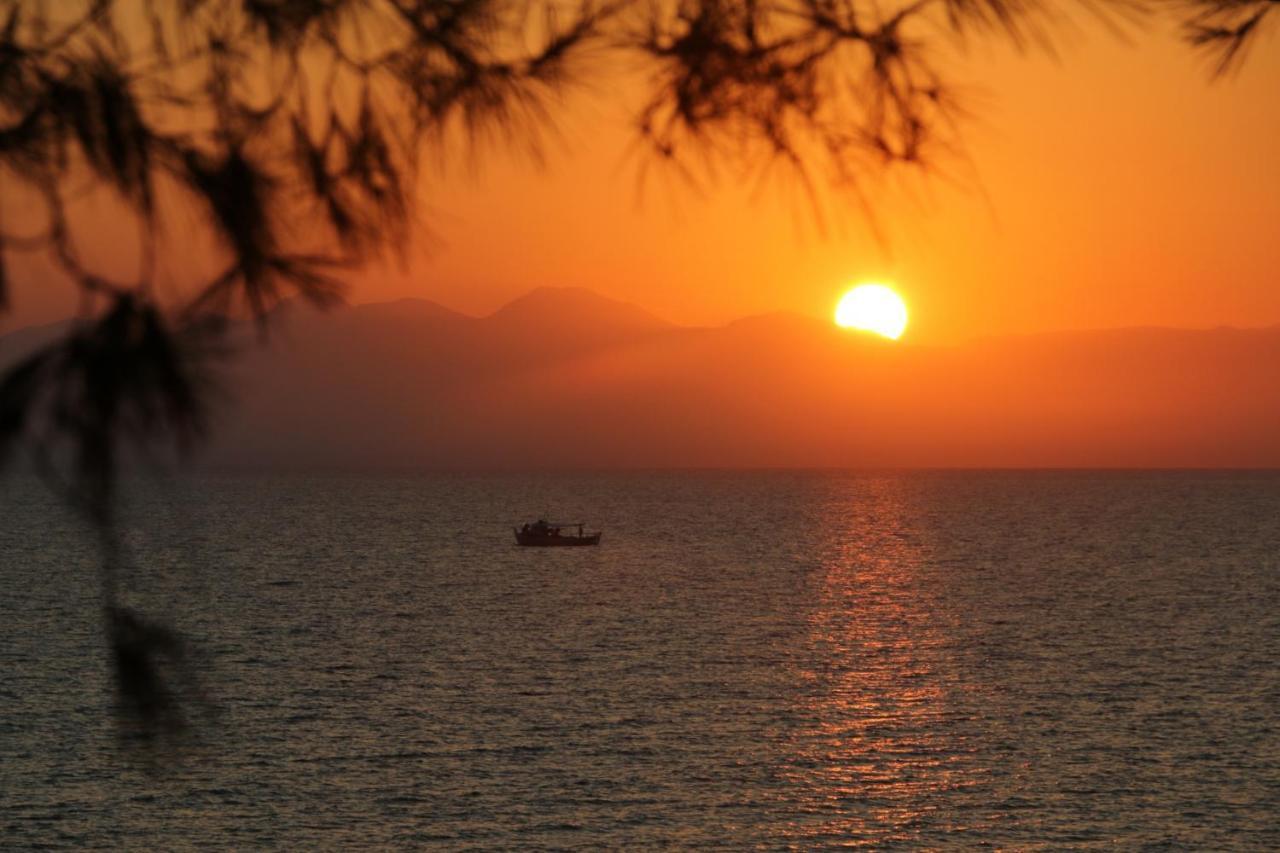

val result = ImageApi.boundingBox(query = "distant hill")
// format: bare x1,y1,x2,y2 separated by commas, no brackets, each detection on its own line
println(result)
487,286,672,338
3,290,1279,468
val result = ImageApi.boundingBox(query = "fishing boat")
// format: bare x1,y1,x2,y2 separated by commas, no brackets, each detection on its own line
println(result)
514,519,601,547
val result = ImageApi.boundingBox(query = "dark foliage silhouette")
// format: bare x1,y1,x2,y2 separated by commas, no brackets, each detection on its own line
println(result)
0,0,1269,743
1177,0,1277,74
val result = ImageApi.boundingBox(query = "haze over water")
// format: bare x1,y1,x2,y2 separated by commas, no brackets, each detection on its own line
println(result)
3,470,1278,847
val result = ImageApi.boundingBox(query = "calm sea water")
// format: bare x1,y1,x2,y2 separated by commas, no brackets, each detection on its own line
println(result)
2,471,1278,848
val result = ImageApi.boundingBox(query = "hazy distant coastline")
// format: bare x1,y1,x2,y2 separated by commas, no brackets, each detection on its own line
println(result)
4,287,1278,469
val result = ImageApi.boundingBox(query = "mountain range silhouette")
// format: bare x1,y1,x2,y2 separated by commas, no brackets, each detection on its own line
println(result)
4,287,1278,468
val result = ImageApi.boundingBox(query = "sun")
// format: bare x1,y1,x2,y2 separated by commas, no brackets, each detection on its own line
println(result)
834,283,908,340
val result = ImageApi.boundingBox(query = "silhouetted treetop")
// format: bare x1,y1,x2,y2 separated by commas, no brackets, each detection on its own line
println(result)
0,0,1270,744
1,0,1262,328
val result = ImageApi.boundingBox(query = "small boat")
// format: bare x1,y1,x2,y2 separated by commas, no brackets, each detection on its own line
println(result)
515,519,601,547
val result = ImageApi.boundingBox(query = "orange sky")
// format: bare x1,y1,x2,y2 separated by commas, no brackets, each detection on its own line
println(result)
362,18,1280,345
4,17,1278,345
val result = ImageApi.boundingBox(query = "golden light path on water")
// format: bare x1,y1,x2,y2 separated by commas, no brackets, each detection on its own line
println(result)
771,475,986,844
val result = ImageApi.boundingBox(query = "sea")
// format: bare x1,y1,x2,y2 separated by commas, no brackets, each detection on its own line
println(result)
2,470,1278,849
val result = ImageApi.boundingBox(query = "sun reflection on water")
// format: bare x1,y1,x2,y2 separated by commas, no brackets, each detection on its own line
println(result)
772,476,987,846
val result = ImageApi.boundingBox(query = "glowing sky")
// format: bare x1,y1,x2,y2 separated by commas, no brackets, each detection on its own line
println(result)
3,17,1278,345
360,20,1280,345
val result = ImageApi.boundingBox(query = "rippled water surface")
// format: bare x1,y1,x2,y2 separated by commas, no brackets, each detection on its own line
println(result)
3,471,1279,848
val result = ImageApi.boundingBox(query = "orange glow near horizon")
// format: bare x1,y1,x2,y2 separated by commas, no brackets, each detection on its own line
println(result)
379,28,1280,345
2,21,1278,346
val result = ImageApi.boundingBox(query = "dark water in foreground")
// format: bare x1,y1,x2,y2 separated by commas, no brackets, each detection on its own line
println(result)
2,471,1279,848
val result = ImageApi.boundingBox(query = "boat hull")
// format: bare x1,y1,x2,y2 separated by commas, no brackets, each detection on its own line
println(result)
514,530,601,547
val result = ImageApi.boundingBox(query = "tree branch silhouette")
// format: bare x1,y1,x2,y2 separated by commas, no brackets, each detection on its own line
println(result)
0,0,1270,743
1176,0,1276,75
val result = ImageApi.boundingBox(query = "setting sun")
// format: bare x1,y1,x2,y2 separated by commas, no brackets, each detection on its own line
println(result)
835,284,909,340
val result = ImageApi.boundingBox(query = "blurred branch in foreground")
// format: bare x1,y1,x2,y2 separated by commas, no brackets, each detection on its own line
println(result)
0,0,1271,745
1175,0,1277,75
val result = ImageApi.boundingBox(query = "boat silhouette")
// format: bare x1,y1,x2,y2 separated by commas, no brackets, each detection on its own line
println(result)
514,520,601,547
